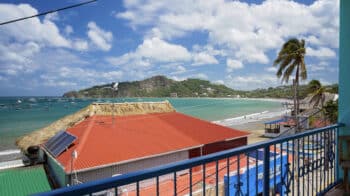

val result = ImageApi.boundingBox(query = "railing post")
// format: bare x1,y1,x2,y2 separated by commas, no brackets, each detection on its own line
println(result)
263,146,270,196
335,127,339,181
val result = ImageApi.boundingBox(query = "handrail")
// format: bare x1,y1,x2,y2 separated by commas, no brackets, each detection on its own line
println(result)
36,123,344,196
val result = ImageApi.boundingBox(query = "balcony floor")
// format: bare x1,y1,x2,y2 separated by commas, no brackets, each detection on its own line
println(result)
325,184,347,196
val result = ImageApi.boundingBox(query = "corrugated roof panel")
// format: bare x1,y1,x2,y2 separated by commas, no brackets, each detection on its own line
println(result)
0,166,51,196
56,112,250,172
264,118,286,125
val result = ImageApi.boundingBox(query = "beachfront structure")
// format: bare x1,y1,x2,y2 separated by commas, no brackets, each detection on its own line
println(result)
0,165,51,195
263,116,309,137
18,102,249,187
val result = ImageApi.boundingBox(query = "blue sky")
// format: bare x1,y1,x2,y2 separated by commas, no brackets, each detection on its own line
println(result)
0,0,339,96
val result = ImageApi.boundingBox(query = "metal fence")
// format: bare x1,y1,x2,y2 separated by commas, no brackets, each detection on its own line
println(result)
37,124,344,196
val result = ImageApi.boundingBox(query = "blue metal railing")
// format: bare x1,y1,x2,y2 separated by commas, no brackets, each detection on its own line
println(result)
37,124,344,196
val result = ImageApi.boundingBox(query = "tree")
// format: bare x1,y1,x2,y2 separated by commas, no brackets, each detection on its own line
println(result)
308,79,326,125
309,80,326,108
308,80,332,170
324,100,338,124
273,38,307,132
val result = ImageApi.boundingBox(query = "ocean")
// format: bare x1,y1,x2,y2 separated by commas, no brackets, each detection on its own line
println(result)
0,97,285,160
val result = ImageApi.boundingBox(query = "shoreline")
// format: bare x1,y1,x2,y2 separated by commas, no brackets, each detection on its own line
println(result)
238,97,293,103
212,108,290,127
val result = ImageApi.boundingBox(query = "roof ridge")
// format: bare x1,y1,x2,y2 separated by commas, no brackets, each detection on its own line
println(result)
74,115,96,160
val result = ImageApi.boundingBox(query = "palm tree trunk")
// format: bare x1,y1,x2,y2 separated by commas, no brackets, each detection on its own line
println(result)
293,79,297,132
292,79,299,195
322,100,325,126
294,65,300,133
293,67,301,194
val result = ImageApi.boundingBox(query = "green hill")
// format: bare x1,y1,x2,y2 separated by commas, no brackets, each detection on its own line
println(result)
245,83,338,99
63,75,242,98
63,75,338,99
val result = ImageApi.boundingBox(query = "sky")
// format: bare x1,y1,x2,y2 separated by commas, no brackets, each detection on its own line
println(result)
0,0,339,96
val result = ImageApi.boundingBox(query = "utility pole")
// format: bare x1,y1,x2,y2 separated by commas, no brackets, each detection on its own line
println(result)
112,82,119,125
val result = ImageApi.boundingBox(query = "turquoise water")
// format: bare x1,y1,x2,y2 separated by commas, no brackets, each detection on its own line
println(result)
0,97,281,151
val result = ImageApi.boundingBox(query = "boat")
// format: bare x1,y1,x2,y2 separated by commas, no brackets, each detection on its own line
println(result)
28,98,37,102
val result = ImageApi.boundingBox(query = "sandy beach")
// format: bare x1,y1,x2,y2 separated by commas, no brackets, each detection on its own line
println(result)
230,117,277,144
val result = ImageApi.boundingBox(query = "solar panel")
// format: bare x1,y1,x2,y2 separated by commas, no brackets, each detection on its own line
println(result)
44,130,65,150
44,131,77,157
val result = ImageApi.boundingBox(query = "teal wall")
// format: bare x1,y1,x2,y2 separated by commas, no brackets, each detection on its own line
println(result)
338,0,350,180
339,1,350,134
47,155,67,187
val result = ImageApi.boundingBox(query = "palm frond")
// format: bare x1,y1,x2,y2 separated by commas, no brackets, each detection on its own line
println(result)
300,59,307,80
282,60,297,83
273,38,307,84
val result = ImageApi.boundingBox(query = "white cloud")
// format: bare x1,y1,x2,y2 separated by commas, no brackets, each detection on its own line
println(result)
41,66,123,88
0,3,94,80
44,12,59,21
106,37,191,69
117,0,339,63
214,80,224,85
265,67,277,73
73,39,89,51
169,75,186,81
170,65,187,74
307,47,336,59
137,37,191,62
103,71,124,81
226,59,244,72
192,52,218,66
308,62,337,73
0,42,40,76
226,74,279,90
191,73,208,80
0,4,71,47
309,64,326,72
43,81,78,87
87,21,113,51
65,25,74,35
168,73,209,82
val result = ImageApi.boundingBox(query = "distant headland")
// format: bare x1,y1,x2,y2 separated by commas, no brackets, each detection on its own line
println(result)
63,75,338,99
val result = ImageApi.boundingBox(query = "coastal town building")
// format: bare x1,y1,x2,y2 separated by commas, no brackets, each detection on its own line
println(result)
17,102,249,187
0,165,51,195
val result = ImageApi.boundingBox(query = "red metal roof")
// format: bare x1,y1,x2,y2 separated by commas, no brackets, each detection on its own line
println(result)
55,112,249,172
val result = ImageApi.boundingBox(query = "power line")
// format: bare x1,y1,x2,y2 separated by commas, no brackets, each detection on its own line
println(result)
0,0,98,26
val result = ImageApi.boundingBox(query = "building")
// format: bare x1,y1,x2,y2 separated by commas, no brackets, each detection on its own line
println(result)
0,166,51,196
34,102,249,187
170,92,178,97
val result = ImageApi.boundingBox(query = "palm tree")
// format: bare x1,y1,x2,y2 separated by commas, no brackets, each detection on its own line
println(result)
309,80,326,110
308,79,330,170
273,38,307,132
